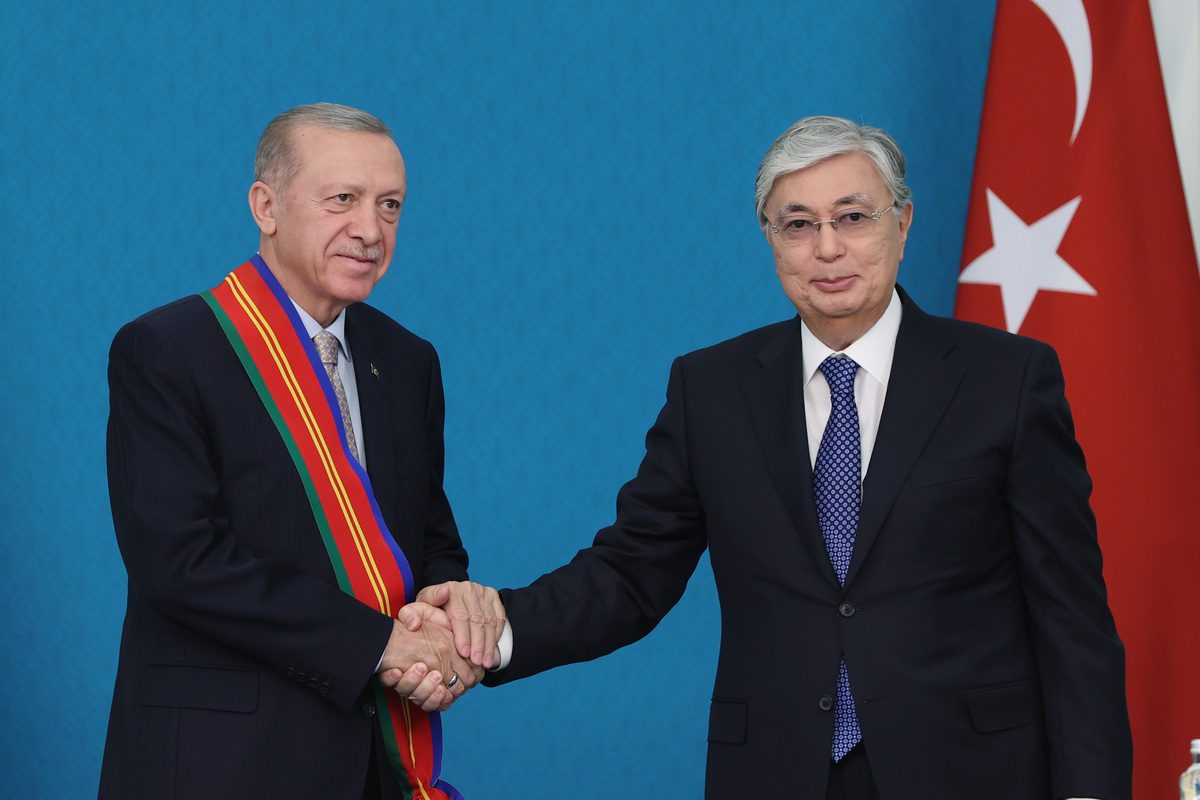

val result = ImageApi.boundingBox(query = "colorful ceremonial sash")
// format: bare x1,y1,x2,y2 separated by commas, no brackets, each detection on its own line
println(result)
201,255,463,800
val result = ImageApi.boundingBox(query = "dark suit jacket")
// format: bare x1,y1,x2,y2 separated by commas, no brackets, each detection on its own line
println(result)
491,289,1131,799
101,293,468,799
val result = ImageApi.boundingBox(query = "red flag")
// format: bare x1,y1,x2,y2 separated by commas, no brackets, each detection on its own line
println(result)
956,1,1200,796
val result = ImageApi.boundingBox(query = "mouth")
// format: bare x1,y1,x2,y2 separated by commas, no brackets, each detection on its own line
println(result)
334,252,379,267
812,275,857,291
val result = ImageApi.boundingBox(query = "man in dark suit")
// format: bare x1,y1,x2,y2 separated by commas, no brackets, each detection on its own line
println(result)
439,116,1131,798
101,103,503,798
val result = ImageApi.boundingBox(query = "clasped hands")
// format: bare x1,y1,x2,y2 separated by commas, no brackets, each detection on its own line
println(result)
376,581,504,713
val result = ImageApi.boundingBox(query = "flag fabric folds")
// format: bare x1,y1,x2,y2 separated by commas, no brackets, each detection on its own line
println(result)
955,1,1200,797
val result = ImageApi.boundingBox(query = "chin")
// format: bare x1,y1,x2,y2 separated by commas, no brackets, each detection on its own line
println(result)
806,297,860,318
333,276,381,304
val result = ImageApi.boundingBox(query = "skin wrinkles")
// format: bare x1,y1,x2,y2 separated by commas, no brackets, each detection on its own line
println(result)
778,192,877,217
249,125,408,327
763,152,913,351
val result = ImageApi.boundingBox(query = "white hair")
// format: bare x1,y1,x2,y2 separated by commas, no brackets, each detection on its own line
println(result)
754,115,912,227
254,102,393,190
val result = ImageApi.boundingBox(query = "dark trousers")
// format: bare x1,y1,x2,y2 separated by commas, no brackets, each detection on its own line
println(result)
362,736,383,799
362,727,393,800
826,745,881,800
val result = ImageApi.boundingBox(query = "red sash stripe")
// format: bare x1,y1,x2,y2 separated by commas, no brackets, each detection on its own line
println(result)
201,256,463,800
222,268,396,614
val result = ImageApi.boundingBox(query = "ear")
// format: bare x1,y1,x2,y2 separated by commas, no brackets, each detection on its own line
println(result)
896,201,914,261
248,180,279,236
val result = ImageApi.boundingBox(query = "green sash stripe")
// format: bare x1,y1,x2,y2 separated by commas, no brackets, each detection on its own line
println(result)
201,290,354,594
373,682,416,800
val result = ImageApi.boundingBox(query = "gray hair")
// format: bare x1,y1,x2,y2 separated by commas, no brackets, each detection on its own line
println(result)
254,102,393,190
754,115,912,228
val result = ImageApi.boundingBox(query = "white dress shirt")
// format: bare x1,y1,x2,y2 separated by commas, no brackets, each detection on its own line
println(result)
800,289,902,475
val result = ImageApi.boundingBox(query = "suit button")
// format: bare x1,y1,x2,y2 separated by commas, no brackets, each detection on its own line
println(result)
818,695,834,712
838,602,856,618
361,703,377,717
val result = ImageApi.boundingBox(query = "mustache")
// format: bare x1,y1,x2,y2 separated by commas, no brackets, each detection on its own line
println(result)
334,245,382,262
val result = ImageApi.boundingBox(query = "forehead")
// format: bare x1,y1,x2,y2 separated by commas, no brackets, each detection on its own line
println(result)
289,125,406,188
766,152,887,213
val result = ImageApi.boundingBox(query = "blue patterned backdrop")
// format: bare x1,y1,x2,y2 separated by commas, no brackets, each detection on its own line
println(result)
0,2,995,796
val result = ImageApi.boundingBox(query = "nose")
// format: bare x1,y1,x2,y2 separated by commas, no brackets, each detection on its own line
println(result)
811,221,844,261
347,203,383,245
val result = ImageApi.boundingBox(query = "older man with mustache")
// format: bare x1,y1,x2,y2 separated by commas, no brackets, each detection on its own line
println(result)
100,103,498,799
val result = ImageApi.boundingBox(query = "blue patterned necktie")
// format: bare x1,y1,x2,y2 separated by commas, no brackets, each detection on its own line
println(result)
313,331,361,463
813,355,863,761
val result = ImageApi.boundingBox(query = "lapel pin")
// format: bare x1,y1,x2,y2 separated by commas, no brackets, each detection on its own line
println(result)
370,362,381,380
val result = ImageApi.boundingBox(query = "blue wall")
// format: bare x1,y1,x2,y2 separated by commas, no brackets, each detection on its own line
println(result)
0,2,994,796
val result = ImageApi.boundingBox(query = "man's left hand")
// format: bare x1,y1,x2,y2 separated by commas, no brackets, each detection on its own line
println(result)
416,581,505,669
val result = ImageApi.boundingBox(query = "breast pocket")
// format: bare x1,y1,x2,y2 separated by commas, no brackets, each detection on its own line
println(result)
909,453,1005,489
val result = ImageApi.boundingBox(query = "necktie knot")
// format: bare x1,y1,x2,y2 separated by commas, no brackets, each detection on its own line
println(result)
313,330,340,368
819,355,858,397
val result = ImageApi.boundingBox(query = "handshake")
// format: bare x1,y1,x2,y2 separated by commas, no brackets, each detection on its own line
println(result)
375,581,505,713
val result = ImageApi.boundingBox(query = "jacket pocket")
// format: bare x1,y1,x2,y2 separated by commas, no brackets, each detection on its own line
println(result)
707,699,747,745
910,453,1005,488
965,678,1039,732
139,662,260,713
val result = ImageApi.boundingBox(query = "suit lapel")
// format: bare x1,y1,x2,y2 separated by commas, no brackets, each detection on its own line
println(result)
740,319,842,590
345,306,397,526
845,293,964,586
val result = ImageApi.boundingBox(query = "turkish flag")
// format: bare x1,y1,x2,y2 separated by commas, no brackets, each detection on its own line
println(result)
955,1,1200,797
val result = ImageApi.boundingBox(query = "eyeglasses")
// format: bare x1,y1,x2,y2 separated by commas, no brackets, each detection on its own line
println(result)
767,204,895,246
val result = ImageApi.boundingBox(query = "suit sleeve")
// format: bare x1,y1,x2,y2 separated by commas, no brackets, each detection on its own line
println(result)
1006,342,1132,799
490,357,708,683
106,316,394,711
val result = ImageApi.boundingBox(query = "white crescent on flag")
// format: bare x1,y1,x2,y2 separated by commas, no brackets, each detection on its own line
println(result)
957,0,1099,334
1031,0,1091,143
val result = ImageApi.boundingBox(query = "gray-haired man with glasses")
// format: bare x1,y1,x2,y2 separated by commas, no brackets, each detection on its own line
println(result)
426,116,1132,799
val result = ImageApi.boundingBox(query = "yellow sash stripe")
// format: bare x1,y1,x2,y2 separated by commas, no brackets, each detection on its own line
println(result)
226,274,392,616
400,699,434,800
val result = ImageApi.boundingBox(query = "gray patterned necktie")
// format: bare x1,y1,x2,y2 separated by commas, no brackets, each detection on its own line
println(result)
312,330,360,463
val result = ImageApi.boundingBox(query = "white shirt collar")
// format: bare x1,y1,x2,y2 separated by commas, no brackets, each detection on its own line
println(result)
799,288,902,388
290,300,353,364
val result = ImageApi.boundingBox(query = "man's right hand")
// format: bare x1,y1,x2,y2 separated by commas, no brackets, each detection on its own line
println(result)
376,602,482,712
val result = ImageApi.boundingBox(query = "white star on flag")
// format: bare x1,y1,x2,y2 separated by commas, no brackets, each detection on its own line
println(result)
958,189,1096,333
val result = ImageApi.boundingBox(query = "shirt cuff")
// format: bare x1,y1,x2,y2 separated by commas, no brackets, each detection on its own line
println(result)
493,619,513,671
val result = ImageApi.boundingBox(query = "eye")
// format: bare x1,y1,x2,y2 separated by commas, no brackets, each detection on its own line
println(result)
836,211,868,227
784,218,813,231
333,193,352,204
379,198,402,222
